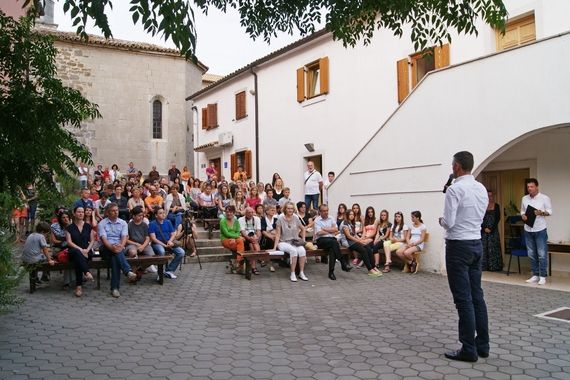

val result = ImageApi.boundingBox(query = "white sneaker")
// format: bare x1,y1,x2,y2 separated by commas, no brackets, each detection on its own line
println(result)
164,271,177,279
127,271,137,282
538,277,546,285
526,275,539,284
290,273,297,282
111,289,120,298
299,272,308,281
146,265,158,273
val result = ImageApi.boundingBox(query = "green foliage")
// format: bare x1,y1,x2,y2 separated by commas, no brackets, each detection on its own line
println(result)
0,12,101,194
49,0,507,59
0,231,25,312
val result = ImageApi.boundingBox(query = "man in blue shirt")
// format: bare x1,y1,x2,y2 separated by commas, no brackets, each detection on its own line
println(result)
149,208,185,279
73,188,94,210
98,203,137,298
439,151,489,363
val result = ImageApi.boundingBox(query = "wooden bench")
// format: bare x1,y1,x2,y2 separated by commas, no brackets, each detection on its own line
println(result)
27,255,173,293
401,233,429,274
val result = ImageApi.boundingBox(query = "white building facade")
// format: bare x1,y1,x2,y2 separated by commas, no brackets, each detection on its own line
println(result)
188,0,570,275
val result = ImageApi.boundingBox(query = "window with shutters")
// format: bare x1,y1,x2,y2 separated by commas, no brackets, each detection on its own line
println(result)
235,91,247,120
230,150,252,180
201,103,219,129
152,99,162,139
396,44,450,103
496,13,535,51
296,57,329,102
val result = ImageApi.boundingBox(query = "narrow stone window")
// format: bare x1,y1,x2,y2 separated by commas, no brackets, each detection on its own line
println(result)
152,99,162,139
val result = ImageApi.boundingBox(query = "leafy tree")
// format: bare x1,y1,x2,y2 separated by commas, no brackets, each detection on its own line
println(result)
0,12,100,193
31,0,507,59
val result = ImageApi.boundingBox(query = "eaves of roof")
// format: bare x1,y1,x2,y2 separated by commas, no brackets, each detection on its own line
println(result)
186,28,330,101
40,28,209,73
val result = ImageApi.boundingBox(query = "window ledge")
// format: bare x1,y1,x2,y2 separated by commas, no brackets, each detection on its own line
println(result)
301,94,327,108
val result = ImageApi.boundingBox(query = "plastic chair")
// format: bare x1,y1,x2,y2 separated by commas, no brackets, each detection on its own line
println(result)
507,233,527,276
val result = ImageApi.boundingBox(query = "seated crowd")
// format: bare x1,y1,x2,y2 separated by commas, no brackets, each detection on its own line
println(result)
21,162,428,294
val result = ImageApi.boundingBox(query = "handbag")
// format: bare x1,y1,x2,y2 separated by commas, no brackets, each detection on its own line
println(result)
57,248,69,263
291,238,306,247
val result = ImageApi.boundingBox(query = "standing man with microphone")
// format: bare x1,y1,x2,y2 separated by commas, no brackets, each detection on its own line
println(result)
439,151,489,362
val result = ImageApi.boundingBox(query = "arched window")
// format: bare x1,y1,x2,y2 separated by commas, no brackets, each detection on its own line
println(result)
152,99,162,139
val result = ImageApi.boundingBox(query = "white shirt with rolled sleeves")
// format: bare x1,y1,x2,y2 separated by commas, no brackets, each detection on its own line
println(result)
314,216,337,239
440,175,488,240
304,170,323,195
521,192,552,233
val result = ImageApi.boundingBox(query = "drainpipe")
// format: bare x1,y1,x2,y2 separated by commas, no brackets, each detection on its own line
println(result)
250,67,260,183
191,105,198,177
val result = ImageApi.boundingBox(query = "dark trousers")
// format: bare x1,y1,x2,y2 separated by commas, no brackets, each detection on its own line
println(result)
69,248,93,287
99,246,132,290
349,242,374,270
445,239,489,356
317,237,342,273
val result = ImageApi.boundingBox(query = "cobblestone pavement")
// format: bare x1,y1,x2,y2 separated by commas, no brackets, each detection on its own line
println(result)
1,261,570,380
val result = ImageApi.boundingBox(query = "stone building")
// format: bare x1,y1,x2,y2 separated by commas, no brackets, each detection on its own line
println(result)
43,28,207,175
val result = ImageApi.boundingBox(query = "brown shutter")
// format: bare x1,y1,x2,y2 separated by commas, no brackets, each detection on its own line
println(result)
201,107,208,129
296,67,305,102
235,91,246,120
230,153,237,179
396,58,410,104
434,43,450,69
244,150,252,179
319,56,329,94
207,103,218,128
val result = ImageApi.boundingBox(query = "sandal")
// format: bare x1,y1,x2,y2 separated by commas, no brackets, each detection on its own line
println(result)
382,263,392,273
189,251,197,257
74,287,82,297
252,268,260,275
269,266,275,272
409,259,417,273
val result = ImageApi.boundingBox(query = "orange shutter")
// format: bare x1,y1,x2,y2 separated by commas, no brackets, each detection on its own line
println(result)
434,43,450,69
319,56,329,94
296,67,305,102
207,103,218,128
396,58,409,104
201,107,208,129
230,153,237,180
235,91,246,120
244,150,252,179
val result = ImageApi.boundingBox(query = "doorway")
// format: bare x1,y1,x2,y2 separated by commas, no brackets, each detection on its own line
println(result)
304,154,323,206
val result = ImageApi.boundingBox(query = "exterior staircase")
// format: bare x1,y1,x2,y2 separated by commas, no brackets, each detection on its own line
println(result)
186,223,232,264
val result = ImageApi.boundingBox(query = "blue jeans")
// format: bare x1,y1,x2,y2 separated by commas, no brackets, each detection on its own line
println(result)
304,193,319,211
167,212,183,229
100,246,132,290
524,229,548,277
445,239,489,357
152,244,184,273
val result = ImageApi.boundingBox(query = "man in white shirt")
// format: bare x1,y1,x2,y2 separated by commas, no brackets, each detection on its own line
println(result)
521,178,552,285
314,204,351,280
303,161,323,211
439,151,489,363
322,171,335,205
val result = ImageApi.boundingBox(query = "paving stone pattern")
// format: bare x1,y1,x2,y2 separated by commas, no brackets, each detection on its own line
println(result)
1,262,570,380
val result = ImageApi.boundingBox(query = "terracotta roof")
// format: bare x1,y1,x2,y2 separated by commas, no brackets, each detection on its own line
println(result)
186,28,330,100
40,28,208,72
202,73,224,83
194,140,219,152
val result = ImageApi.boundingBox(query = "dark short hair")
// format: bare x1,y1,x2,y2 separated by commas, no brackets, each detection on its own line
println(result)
453,151,474,172
36,222,51,234
328,171,335,176
225,205,236,213
526,178,539,186
131,206,144,216
296,201,306,210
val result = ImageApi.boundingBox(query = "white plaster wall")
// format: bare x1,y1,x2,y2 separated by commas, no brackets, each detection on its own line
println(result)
329,32,570,273
191,74,256,180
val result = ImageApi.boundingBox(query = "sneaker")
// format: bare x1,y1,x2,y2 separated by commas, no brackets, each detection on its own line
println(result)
127,271,138,283
164,271,177,279
526,275,539,284
299,272,308,281
538,277,546,285
146,265,158,273
111,289,120,298
290,273,297,282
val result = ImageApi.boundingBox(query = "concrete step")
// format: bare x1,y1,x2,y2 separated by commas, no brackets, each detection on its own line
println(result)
184,252,232,264
194,239,223,248
196,246,230,256
196,230,220,239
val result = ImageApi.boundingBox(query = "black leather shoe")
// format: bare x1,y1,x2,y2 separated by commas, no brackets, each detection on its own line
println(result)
341,265,352,272
444,350,478,363
328,272,336,280
477,350,489,358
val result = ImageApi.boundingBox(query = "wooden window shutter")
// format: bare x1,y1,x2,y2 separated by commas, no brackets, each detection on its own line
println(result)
319,56,329,94
396,58,410,104
207,103,218,128
201,107,208,129
296,67,305,102
434,44,450,69
235,91,246,120
230,153,237,178
244,150,252,179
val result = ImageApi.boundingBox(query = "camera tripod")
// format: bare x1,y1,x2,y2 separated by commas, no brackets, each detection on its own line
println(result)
181,216,202,270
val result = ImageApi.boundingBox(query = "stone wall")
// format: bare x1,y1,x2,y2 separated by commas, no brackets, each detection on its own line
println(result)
54,40,202,175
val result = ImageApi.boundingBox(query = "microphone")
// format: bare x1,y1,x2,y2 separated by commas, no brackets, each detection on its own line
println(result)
443,174,454,193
